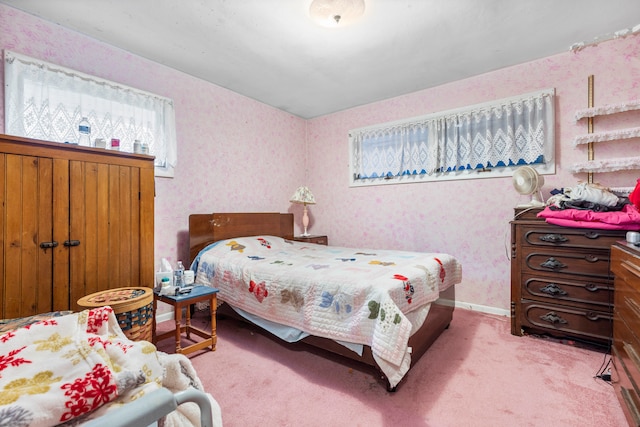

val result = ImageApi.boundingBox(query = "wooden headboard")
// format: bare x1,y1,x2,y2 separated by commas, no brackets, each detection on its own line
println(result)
188,212,294,263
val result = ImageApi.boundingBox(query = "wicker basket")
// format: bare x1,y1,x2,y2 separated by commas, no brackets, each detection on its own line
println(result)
77,287,153,342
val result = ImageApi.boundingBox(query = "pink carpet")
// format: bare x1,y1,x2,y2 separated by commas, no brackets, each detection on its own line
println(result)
155,308,627,427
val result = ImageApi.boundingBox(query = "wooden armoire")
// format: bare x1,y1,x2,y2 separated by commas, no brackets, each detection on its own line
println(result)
0,134,155,318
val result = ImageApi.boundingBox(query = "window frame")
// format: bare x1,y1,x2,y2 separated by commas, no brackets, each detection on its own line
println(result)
348,88,555,187
4,50,177,178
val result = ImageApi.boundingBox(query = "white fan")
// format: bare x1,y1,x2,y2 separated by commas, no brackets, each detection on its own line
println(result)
513,166,545,207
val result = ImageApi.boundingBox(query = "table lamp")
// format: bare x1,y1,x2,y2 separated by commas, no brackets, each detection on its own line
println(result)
290,186,316,237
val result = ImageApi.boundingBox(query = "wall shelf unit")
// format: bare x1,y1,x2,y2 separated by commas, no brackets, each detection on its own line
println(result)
573,75,640,187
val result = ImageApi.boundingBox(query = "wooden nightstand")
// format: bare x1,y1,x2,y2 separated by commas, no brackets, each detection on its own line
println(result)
153,285,219,355
294,235,328,245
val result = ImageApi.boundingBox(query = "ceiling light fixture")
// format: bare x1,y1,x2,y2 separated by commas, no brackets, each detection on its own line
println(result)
309,0,365,28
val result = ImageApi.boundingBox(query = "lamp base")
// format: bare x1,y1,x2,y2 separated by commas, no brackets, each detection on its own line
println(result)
302,205,310,237
300,232,311,237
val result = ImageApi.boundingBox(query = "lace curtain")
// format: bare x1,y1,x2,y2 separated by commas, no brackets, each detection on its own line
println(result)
4,51,177,177
351,89,554,180
351,121,436,178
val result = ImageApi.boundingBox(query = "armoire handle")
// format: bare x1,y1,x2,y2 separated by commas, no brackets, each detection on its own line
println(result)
39,241,59,249
63,240,81,247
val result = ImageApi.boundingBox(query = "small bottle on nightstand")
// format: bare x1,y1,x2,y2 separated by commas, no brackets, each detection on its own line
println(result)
174,261,185,288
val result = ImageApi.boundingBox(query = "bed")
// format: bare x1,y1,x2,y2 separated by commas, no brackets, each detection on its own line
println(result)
189,212,462,391
0,308,223,427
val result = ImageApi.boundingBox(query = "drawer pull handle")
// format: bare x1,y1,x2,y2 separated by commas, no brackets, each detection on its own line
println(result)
584,254,599,263
584,283,598,292
539,234,567,244
585,311,600,321
540,312,567,324
584,231,600,239
540,283,567,297
540,257,566,270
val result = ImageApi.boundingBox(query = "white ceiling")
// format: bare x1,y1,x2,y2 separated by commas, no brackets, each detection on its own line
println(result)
2,0,640,118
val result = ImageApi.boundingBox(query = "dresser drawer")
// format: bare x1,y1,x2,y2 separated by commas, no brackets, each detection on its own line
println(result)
521,274,612,310
520,225,625,251
614,313,640,386
521,247,613,279
615,284,640,339
612,347,640,427
612,243,640,426
520,301,612,343
612,244,640,285
612,245,640,339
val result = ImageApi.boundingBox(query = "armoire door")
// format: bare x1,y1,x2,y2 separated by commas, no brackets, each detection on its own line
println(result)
0,154,56,319
68,161,143,310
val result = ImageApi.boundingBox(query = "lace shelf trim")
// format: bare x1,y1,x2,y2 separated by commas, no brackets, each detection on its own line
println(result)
571,156,640,173
610,187,635,197
573,127,640,146
575,100,640,120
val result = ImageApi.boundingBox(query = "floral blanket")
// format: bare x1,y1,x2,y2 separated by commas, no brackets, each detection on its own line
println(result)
193,236,462,387
0,307,163,427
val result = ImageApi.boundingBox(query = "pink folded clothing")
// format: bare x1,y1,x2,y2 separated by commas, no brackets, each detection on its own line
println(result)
537,204,640,230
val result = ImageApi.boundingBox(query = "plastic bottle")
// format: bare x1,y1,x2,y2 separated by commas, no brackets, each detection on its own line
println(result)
174,261,185,288
78,117,91,146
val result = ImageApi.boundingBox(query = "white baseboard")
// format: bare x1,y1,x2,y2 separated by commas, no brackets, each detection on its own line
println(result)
155,311,174,323
453,300,510,317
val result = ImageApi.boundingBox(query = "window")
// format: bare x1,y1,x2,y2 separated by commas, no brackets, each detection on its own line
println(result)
4,50,177,177
349,89,555,186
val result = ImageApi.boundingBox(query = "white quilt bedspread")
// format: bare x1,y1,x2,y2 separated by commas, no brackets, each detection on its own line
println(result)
194,236,462,387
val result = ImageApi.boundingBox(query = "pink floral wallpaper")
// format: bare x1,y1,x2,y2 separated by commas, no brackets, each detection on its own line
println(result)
0,4,307,275
1,3,639,313
306,36,640,312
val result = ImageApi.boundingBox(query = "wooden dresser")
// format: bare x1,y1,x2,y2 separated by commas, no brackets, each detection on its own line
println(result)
0,134,155,318
611,241,640,426
510,208,626,346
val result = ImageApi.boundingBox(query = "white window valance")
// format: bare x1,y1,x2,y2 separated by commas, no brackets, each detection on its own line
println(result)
350,89,555,185
4,50,177,177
